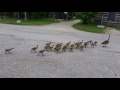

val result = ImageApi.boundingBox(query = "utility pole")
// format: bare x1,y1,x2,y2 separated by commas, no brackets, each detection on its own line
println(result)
18,12,20,20
64,12,68,20
17,12,21,23
52,12,55,21
101,15,103,25
67,12,68,20
25,12,27,20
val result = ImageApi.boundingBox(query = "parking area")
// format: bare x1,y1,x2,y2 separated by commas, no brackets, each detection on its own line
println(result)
0,20,120,78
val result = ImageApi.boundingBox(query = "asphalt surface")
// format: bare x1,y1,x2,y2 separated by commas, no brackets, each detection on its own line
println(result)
0,20,120,78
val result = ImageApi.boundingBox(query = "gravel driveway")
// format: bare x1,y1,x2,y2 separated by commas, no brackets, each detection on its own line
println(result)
0,20,120,78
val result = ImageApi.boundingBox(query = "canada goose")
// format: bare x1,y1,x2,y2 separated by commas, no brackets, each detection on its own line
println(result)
84,41,89,48
5,48,14,54
49,44,54,51
101,34,111,47
94,41,98,46
31,45,38,52
89,40,93,45
46,42,52,46
38,49,45,56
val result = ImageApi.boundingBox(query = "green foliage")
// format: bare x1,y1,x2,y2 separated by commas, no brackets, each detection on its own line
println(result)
75,12,81,19
0,12,50,19
75,12,99,24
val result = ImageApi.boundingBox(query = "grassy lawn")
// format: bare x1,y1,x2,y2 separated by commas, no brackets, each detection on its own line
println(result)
73,22,106,34
113,26,120,31
0,18,59,26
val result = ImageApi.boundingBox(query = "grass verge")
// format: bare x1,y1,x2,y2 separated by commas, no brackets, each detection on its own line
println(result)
73,22,106,34
113,26,120,31
0,18,59,26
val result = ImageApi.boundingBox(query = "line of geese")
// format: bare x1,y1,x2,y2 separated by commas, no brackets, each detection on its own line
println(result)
4,34,111,56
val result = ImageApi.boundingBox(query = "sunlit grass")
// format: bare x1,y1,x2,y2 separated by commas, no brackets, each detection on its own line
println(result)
73,22,106,34
0,18,59,26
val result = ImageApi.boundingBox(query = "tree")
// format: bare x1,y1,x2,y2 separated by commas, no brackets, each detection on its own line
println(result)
76,12,99,24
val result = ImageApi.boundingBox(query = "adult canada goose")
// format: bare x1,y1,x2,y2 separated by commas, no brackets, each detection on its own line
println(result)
101,34,111,47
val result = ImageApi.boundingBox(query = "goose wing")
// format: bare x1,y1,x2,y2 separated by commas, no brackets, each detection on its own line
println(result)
101,40,109,44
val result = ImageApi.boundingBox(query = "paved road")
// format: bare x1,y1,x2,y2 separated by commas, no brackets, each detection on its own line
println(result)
0,20,120,78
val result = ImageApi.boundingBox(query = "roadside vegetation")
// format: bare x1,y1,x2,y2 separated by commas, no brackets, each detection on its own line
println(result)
0,18,59,26
73,12,107,33
113,26,120,31
73,22,106,33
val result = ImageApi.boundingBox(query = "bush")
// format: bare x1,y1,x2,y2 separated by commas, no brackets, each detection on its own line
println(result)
76,12,99,24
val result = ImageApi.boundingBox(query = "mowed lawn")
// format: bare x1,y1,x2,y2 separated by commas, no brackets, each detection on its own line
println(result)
0,18,59,26
73,22,106,34
114,26,120,31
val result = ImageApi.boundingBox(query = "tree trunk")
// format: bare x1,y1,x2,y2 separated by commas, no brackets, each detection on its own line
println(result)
52,12,55,21
48,12,51,18
82,19,88,24
44,12,46,18
30,12,32,19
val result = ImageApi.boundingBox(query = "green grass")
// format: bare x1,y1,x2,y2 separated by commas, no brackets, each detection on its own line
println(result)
73,22,106,34
113,26,120,31
0,18,59,26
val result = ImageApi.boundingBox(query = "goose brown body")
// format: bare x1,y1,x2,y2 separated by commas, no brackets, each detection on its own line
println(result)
101,34,111,47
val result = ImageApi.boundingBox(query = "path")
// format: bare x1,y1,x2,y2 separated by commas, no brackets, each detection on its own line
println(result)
105,27,120,36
